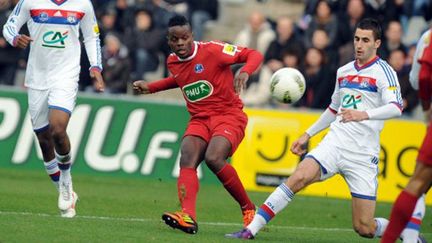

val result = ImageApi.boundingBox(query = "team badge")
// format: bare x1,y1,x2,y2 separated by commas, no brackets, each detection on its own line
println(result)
67,13,77,24
194,64,204,73
360,80,369,88
39,12,49,22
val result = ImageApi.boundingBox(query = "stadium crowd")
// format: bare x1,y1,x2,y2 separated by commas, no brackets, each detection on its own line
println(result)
0,0,431,117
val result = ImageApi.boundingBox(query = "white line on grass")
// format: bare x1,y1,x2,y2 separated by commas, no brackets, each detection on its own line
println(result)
1,210,430,236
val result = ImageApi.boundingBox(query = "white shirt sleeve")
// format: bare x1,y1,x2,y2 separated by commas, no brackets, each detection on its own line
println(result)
80,1,102,71
2,0,30,46
370,62,403,119
305,108,337,137
409,30,430,90
328,70,341,112
366,103,402,120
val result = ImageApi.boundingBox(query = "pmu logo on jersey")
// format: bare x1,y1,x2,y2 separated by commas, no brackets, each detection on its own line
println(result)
342,94,362,109
182,80,214,102
194,64,204,73
42,30,69,48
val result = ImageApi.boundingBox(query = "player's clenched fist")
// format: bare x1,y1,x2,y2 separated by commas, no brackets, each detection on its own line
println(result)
133,80,150,94
290,132,310,156
14,34,32,49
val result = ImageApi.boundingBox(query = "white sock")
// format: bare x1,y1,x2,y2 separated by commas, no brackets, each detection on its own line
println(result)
43,158,60,190
401,194,426,243
247,183,294,235
374,217,389,238
56,151,71,182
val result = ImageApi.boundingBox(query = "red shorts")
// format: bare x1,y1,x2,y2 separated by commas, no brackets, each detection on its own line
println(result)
184,110,248,156
418,122,432,165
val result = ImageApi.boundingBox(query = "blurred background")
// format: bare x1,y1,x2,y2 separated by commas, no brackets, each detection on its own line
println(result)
1,0,431,120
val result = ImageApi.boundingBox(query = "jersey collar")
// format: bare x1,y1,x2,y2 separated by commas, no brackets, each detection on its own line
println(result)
177,42,198,62
354,56,380,71
51,0,67,6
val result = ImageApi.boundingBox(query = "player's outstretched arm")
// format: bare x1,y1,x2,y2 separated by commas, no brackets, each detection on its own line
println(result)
291,133,310,156
133,80,151,94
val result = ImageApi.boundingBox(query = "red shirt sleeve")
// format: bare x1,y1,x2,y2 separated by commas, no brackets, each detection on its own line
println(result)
147,76,178,93
209,41,263,75
237,48,264,75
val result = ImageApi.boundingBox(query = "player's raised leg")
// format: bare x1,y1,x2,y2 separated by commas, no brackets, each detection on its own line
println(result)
162,136,206,234
205,136,256,226
226,157,321,239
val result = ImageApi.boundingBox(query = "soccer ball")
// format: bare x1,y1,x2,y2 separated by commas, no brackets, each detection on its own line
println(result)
270,67,306,104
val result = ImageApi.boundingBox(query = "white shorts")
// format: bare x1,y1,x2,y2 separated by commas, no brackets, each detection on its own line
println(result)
306,140,379,200
28,83,78,132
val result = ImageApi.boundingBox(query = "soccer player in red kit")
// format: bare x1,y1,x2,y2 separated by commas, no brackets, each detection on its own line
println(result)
133,15,263,234
381,29,432,243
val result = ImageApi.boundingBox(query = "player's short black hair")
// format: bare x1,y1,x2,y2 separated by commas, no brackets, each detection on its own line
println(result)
356,18,382,41
168,15,190,28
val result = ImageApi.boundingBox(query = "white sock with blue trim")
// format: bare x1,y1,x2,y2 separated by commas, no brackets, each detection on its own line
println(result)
247,183,294,236
401,194,426,243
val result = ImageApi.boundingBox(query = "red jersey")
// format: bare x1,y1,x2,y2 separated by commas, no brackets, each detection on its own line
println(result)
148,41,263,117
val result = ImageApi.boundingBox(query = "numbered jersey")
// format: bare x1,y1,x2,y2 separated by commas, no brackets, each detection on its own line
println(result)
326,57,403,155
167,41,254,117
2,0,102,90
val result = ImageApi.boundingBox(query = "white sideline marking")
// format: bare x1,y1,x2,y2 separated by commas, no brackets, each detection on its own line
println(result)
1,210,431,236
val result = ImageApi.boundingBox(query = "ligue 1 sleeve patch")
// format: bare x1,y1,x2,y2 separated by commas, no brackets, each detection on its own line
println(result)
93,25,99,34
222,44,237,56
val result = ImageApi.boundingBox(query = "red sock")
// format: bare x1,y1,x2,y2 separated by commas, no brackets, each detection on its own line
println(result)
381,191,418,243
177,168,199,220
216,163,255,210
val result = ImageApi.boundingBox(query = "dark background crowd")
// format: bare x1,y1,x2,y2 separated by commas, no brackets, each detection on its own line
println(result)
0,0,431,117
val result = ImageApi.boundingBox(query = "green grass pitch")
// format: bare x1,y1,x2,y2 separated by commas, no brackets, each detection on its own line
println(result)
0,167,430,242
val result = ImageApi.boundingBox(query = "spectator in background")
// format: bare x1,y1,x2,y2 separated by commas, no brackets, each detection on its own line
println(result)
338,0,366,66
0,0,20,85
388,48,419,117
99,8,120,46
144,0,182,29
310,28,338,70
304,0,338,51
294,47,334,109
234,11,275,98
234,11,275,55
379,20,407,61
264,16,304,74
125,9,164,80
101,34,130,94
364,0,403,26
188,0,218,41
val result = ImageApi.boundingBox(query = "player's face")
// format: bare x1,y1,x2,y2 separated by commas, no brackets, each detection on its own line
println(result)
354,28,381,65
167,25,194,58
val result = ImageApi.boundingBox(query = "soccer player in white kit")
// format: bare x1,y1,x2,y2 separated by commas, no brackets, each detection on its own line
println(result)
2,0,104,218
227,18,425,242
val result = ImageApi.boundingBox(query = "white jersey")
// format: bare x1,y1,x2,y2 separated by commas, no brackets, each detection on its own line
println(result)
325,57,403,155
410,29,431,90
2,0,102,90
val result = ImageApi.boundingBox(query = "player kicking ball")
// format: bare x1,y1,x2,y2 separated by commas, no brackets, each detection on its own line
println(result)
133,15,263,234
2,0,104,217
226,18,426,242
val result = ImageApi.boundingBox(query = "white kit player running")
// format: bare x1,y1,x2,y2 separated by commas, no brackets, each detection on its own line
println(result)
2,0,104,218
227,18,425,242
